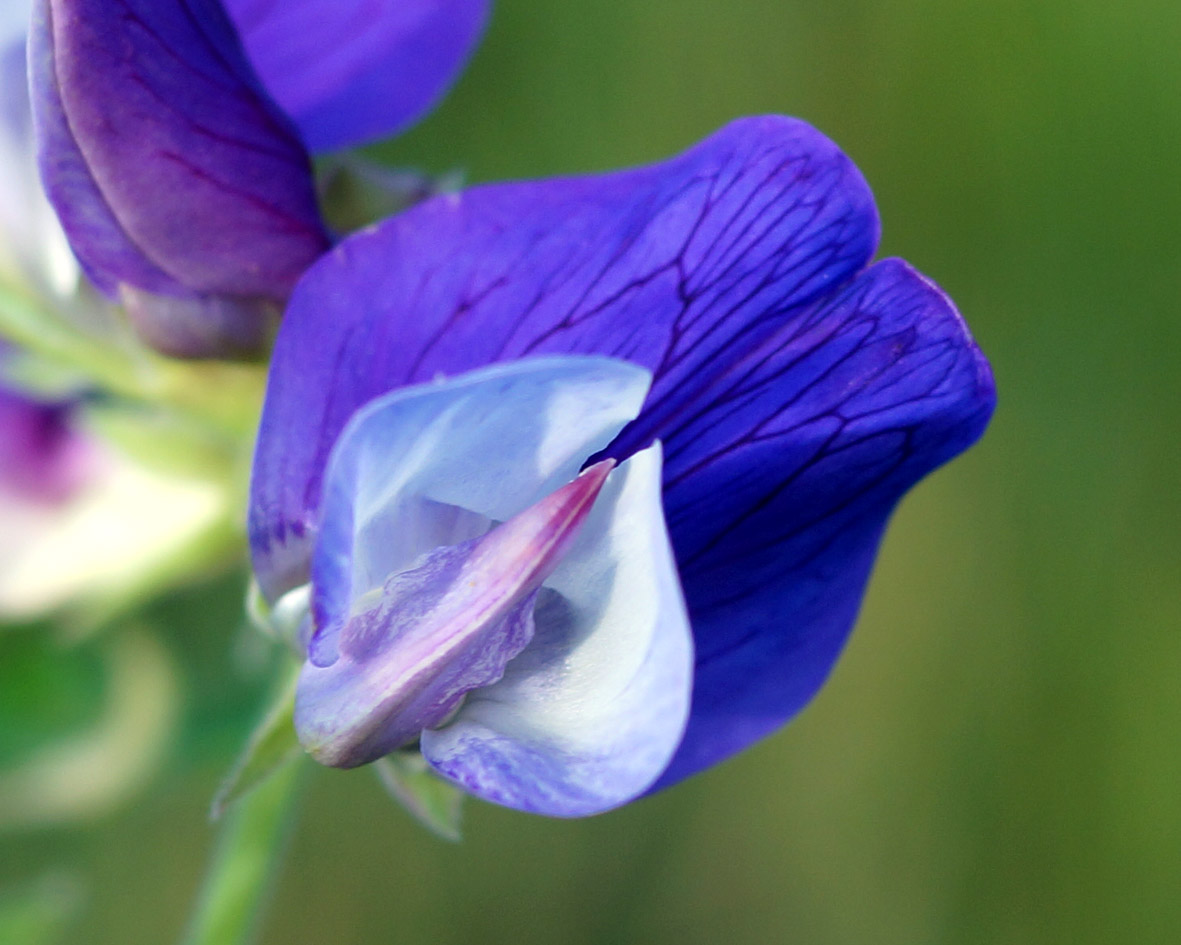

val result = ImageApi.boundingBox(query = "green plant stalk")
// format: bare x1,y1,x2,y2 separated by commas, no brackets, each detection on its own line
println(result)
179,759,303,945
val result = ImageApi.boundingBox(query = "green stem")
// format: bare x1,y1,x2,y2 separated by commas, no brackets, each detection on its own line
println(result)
179,762,303,945
0,282,267,441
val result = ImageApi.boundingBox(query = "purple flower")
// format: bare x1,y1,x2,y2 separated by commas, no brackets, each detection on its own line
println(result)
248,116,996,816
0,349,227,617
28,0,488,357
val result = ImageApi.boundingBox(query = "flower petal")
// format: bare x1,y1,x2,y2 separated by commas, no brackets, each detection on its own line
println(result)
637,258,996,787
296,462,612,768
284,355,651,610
251,116,879,579
422,443,694,817
293,357,659,775
224,0,490,152
31,0,329,337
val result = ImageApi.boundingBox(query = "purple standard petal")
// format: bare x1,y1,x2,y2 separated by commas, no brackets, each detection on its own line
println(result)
30,0,330,357
251,115,879,582
250,115,994,793
224,0,490,152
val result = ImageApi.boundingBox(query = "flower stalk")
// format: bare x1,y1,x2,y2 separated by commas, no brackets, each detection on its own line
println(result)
179,758,303,945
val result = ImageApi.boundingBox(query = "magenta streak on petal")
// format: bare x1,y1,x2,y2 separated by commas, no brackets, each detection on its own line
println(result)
295,460,615,768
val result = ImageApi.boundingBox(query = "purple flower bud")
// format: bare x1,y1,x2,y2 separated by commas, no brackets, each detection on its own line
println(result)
26,0,489,359
30,0,330,358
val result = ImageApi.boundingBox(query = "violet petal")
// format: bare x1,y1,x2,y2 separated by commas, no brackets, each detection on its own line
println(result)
30,0,330,355
224,0,490,152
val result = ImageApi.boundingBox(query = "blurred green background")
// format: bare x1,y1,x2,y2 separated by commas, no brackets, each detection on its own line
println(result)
4,0,1180,942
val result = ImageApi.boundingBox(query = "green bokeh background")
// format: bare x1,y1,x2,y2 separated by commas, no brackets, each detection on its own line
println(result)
4,0,1180,942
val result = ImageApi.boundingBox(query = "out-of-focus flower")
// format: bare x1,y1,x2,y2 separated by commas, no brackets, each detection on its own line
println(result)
28,0,488,358
249,116,996,816
0,354,226,620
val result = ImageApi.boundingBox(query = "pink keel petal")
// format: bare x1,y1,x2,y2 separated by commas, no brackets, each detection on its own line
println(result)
295,462,614,768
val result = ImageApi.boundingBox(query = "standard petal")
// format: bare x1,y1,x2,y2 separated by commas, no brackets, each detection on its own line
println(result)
639,258,995,787
251,115,880,577
224,0,490,152
32,0,329,300
268,355,650,607
421,444,694,817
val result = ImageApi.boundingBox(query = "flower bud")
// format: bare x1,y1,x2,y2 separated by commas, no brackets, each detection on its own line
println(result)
30,0,330,358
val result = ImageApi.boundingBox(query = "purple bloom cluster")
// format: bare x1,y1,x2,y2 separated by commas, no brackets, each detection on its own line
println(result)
26,0,995,815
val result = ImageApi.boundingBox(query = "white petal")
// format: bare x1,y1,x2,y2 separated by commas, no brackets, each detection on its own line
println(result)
421,444,694,817
311,355,651,656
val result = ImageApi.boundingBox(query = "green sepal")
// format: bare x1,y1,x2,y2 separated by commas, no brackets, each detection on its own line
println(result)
315,155,463,233
373,751,465,843
211,670,304,821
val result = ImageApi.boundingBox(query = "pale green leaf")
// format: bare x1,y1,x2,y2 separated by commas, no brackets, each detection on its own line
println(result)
211,672,303,821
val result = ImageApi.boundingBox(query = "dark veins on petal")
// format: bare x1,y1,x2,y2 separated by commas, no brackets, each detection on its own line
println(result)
252,114,995,788
46,0,327,297
251,117,883,594
647,257,994,786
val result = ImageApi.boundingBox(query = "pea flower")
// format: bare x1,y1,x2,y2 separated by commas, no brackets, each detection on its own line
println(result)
29,0,488,357
249,116,996,815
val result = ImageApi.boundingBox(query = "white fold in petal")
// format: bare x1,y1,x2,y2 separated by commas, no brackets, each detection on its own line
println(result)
310,356,651,663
